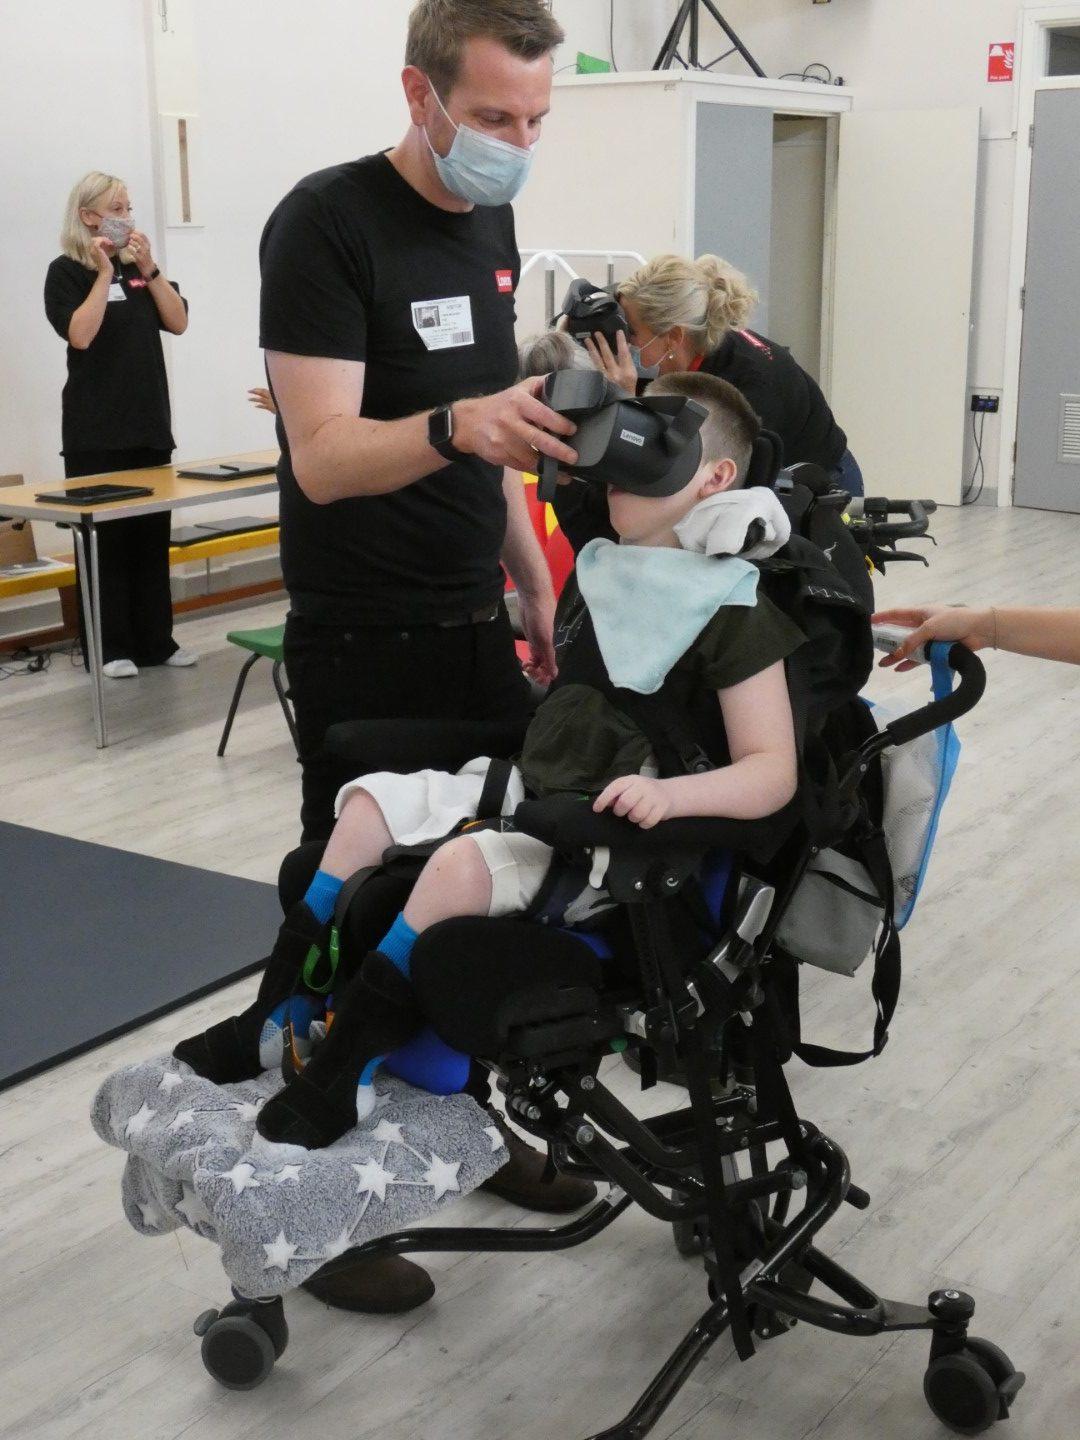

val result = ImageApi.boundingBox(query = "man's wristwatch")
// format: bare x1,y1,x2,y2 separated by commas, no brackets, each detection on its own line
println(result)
147,266,161,281
428,403,466,462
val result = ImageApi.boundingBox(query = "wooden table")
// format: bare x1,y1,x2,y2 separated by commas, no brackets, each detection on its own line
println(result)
0,450,279,747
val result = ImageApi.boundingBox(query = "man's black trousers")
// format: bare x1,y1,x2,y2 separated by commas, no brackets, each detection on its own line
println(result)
283,607,532,846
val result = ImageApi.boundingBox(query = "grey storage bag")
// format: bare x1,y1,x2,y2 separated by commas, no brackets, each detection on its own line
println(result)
775,846,886,977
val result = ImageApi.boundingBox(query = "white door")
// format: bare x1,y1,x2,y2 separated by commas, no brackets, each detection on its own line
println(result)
829,109,980,504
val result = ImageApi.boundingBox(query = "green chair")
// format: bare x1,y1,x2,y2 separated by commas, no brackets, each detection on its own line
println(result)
217,623,300,757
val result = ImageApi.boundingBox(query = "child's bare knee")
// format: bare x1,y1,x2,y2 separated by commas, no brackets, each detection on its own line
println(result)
432,834,489,883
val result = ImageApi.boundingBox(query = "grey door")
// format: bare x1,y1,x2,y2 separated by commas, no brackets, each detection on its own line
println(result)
1015,88,1080,512
694,103,774,332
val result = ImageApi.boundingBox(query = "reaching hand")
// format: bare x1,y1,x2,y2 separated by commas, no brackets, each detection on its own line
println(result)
248,386,277,415
583,330,637,393
593,774,674,829
873,605,995,669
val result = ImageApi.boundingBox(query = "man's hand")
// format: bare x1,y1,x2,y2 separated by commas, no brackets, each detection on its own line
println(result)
454,376,578,474
873,605,995,670
593,774,674,829
583,330,637,393
518,590,557,686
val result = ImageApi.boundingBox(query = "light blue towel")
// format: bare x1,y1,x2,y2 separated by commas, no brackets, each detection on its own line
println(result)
576,538,759,695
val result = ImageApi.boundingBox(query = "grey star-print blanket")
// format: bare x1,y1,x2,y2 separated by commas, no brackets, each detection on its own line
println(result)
91,1056,508,1298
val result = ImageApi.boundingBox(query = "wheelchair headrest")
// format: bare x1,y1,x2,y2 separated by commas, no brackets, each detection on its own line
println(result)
747,429,785,491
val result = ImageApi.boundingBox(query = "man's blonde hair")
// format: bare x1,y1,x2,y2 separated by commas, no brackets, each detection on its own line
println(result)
60,172,130,269
647,372,760,484
406,0,564,97
620,254,758,356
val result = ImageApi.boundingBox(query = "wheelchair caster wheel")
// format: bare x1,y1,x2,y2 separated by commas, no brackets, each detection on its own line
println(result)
196,1297,289,1390
923,1342,1025,1435
672,1217,706,1257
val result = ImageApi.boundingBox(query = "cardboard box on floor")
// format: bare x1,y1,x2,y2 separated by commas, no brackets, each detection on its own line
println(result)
0,475,37,568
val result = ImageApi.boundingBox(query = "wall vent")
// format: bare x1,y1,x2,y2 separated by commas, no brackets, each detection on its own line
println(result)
1059,395,1080,464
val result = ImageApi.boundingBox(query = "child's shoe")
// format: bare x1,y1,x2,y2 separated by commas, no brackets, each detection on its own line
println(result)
172,902,332,1083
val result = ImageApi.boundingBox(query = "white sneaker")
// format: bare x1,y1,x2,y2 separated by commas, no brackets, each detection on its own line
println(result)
165,648,199,668
102,658,138,679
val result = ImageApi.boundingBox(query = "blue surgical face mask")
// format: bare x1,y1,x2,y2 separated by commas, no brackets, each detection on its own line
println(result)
631,333,671,381
425,82,535,207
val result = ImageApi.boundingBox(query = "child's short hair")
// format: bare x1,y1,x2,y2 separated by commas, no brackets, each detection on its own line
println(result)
646,372,760,485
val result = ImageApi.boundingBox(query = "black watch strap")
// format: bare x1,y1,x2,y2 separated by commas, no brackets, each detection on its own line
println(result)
147,266,161,281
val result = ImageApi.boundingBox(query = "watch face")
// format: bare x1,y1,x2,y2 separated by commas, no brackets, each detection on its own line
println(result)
430,407,452,446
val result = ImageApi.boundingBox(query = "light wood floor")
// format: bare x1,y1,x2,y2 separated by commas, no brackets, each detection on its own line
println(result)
2,505,1079,1440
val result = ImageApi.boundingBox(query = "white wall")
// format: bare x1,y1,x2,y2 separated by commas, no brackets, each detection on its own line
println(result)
608,0,1037,499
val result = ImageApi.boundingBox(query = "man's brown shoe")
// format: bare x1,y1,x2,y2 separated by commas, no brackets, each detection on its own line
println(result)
301,1252,435,1313
480,1108,598,1213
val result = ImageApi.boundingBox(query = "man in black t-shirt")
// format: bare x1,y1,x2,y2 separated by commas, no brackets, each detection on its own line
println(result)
257,0,591,1313
261,6,578,851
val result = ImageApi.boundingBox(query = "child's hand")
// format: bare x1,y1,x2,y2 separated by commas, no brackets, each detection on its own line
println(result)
593,774,673,828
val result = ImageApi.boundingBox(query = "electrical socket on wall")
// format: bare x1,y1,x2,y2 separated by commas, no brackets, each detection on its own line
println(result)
970,394,1000,413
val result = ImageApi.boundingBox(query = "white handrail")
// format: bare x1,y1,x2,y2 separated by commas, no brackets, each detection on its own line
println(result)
518,248,646,316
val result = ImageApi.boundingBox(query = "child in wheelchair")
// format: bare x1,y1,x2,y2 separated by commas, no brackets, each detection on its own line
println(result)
174,372,808,1149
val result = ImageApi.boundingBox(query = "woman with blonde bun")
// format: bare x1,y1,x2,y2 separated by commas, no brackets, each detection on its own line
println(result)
585,252,862,495
44,172,193,677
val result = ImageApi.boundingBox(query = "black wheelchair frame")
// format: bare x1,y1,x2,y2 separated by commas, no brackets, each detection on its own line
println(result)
193,642,1025,1438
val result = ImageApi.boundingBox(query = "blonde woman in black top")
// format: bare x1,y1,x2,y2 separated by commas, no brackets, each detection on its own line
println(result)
44,171,194,677
585,252,863,496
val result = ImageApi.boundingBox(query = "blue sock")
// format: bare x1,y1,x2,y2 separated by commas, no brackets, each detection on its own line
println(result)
377,913,420,978
303,869,344,925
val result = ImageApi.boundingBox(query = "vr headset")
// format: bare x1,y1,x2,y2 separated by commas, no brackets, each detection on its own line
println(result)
535,369,785,504
555,278,629,350
536,370,706,503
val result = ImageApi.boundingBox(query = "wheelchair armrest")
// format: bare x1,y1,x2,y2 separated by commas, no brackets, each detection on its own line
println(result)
324,716,532,775
513,794,798,901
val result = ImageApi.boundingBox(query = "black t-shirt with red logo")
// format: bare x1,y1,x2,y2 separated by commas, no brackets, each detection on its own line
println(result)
43,256,185,455
701,329,847,471
259,151,521,626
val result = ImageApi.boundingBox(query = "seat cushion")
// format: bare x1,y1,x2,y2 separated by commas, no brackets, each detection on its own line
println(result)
225,624,286,661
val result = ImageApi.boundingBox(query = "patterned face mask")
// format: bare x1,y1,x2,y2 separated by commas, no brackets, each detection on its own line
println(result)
95,213,134,248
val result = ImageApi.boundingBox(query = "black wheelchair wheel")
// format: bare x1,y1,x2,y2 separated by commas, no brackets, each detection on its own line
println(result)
923,1349,1002,1435
195,1304,284,1391
672,1216,707,1256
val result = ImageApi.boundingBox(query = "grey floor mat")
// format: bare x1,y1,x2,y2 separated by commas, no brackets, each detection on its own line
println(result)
0,821,280,1091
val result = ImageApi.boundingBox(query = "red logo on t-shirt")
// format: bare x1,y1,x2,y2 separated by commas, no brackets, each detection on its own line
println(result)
128,277,147,288
495,269,514,294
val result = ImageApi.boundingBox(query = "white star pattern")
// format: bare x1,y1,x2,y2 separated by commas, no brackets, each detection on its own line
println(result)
167,1109,196,1134
352,1157,396,1203
157,1071,184,1093
124,1103,157,1139
322,1228,354,1261
176,1186,213,1230
371,1119,405,1146
272,1165,302,1185
483,1125,506,1154
218,1161,261,1196
138,1200,164,1228
262,1230,299,1272
421,1154,461,1202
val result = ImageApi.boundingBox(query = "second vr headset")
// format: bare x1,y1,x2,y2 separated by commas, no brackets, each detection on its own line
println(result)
536,369,784,504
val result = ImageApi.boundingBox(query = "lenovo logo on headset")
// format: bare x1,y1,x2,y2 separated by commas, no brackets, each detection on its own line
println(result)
619,429,645,447
495,269,514,294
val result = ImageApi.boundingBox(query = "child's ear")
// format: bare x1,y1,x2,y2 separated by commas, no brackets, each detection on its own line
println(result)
700,458,739,496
